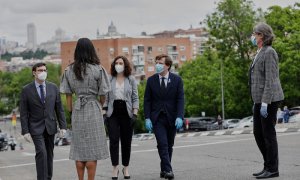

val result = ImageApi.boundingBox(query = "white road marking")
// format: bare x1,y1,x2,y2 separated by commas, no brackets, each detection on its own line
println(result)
0,159,69,169
200,132,210,136
0,132,299,169
187,133,196,137
176,134,184,137
21,152,35,156
214,131,225,136
276,128,288,133
232,130,243,135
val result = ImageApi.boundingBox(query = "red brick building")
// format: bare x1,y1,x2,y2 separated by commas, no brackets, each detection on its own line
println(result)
61,37,192,79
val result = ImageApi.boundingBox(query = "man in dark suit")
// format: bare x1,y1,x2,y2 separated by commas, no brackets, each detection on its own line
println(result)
144,54,184,179
20,62,67,180
249,23,284,179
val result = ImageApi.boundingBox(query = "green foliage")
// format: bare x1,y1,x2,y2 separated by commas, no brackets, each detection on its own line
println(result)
0,63,62,115
206,0,257,60
265,4,300,107
179,51,221,117
179,0,300,120
197,0,257,118
135,80,147,133
1,49,49,61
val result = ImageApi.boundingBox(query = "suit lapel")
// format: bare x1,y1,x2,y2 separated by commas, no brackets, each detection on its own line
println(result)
165,73,173,94
124,77,130,96
45,82,51,105
250,46,266,69
111,77,116,99
153,74,162,97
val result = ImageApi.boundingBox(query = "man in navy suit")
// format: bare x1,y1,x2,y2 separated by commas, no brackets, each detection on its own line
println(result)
20,63,67,180
144,54,184,179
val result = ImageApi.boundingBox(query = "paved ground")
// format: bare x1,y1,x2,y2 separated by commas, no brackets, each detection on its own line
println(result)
1,121,300,180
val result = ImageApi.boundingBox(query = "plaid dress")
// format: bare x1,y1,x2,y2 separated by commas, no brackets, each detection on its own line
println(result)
60,64,110,161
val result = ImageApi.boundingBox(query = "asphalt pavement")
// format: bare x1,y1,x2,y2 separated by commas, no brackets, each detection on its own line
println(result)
0,121,300,180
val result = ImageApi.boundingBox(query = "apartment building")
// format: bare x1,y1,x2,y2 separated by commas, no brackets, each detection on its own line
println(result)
61,37,192,79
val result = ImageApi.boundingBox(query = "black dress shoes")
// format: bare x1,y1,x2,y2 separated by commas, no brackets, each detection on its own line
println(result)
160,171,174,179
256,171,279,179
160,171,166,178
253,169,266,176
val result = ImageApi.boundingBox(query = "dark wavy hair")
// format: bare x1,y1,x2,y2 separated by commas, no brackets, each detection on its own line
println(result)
73,38,100,80
110,55,132,77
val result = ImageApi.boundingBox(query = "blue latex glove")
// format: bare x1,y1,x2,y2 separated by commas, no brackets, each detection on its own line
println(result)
175,117,183,130
145,118,153,131
260,105,268,118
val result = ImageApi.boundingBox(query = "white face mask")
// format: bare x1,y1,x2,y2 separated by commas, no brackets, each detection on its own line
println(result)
37,71,47,81
115,64,124,73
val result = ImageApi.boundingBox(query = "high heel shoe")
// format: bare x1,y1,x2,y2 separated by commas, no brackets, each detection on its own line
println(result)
112,170,119,180
122,168,131,179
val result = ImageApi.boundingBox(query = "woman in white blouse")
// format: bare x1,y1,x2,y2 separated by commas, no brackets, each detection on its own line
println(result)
103,56,139,180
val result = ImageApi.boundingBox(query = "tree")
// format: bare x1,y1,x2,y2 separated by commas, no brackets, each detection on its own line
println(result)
202,0,259,118
206,0,258,60
179,50,221,117
0,63,61,115
135,80,147,133
265,4,300,107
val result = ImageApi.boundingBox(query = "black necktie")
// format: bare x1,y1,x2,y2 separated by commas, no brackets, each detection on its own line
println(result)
160,77,166,93
39,85,45,104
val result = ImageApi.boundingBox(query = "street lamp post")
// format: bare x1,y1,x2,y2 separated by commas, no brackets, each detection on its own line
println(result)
221,59,225,120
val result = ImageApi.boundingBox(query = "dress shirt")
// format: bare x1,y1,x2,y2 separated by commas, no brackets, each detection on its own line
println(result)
159,72,169,88
115,80,125,100
35,81,46,99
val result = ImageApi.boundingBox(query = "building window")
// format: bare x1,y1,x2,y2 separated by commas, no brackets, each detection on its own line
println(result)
148,66,154,72
180,46,185,51
181,55,187,61
138,46,144,52
167,45,177,52
172,55,177,61
147,46,152,53
135,66,145,74
147,57,154,64
158,47,163,52
122,47,129,54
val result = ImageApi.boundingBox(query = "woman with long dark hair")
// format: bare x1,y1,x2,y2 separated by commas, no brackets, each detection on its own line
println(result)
60,38,111,180
103,55,139,179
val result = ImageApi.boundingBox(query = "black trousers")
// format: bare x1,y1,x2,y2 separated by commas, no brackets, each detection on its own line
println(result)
108,100,133,166
153,113,176,172
32,129,55,180
253,101,279,172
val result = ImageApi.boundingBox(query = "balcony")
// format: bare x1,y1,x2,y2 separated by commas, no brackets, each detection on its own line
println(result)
132,58,145,66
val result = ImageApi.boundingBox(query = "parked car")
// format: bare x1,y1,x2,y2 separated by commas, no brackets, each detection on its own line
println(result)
224,119,241,129
289,106,300,117
289,113,300,123
235,116,253,128
132,133,154,141
186,117,216,131
0,132,9,151
208,122,220,131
